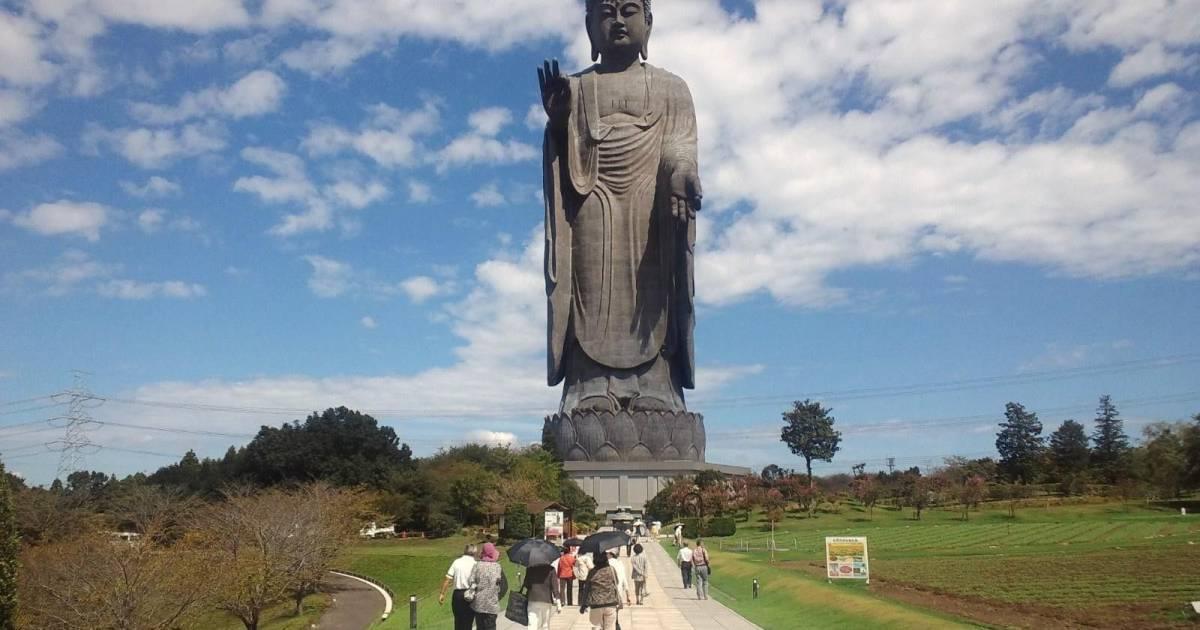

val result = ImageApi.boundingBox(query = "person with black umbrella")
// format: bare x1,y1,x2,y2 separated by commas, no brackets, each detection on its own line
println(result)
579,550,621,630
507,539,562,630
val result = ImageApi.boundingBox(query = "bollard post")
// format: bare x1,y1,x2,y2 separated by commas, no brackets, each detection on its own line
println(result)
752,579,759,599
409,595,417,629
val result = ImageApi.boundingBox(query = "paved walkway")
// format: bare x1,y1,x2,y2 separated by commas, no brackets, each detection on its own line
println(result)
499,540,760,630
316,573,387,630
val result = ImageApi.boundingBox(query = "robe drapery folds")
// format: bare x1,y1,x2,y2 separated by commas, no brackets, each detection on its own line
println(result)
545,63,698,394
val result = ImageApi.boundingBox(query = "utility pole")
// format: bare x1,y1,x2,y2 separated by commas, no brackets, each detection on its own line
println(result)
886,457,895,474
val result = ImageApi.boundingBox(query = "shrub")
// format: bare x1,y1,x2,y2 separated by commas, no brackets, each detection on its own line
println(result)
501,504,532,542
427,513,461,539
705,517,737,537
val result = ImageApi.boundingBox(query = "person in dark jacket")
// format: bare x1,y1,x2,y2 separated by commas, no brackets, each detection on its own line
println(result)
522,564,560,630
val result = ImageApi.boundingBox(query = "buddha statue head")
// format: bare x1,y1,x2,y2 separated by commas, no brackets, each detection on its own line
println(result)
586,0,653,63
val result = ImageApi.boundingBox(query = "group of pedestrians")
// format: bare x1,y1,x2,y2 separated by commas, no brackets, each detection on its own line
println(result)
676,539,712,600
440,543,509,630
440,536,654,630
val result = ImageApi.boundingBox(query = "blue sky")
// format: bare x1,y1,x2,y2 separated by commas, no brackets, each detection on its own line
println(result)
2,0,1198,485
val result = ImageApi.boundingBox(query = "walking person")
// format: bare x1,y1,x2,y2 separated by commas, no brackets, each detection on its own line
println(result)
521,562,560,630
468,543,509,630
439,544,479,630
677,542,693,589
673,523,683,547
692,539,711,600
579,551,621,630
607,549,632,608
630,544,648,605
625,534,635,558
557,545,577,606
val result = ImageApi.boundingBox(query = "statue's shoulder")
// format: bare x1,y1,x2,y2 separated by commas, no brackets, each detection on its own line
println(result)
644,63,689,87
571,65,600,79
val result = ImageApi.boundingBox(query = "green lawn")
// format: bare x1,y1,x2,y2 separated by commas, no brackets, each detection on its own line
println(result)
346,537,524,630
705,499,1200,627
199,594,331,630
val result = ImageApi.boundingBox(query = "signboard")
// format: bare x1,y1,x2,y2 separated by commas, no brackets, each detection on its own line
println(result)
825,536,869,582
544,510,565,541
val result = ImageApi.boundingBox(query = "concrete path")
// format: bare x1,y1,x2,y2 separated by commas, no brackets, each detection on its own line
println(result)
499,540,761,630
317,572,387,630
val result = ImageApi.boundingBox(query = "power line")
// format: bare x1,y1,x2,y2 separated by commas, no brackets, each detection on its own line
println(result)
86,352,1200,420
709,391,1200,441
0,394,61,408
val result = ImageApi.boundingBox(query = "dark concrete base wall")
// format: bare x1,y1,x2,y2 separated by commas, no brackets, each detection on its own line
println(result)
544,410,706,462
564,460,753,514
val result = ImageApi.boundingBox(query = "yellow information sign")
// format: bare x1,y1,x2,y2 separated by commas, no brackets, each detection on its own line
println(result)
825,536,869,582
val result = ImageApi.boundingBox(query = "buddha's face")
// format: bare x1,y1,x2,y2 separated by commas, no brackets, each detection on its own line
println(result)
588,0,650,60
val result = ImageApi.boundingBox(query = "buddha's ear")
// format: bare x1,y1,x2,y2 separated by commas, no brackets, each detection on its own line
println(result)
640,12,653,60
587,18,601,62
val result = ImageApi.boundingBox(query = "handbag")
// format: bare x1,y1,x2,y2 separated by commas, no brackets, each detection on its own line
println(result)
463,584,476,603
504,588,529,625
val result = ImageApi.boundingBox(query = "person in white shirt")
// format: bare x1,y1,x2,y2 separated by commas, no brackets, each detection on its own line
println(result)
676,543,693,589
439,544,479,630
673,523,683,547
606,549,632,611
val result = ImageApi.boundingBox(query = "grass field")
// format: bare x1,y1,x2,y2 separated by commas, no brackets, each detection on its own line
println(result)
200,593,331,630
346,537,523,630
709,499,1200,628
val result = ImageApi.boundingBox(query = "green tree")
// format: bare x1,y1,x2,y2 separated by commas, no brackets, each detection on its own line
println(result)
1,460,18,630
1182,413,1200,489
780,399,842,487
502,504,532,541
239,407,413,488
995,402,1045,483
1139,423,1187,498
1049,419,1090,493
1090,394,1130,484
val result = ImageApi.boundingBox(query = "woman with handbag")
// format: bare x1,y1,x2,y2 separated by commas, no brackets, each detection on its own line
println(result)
521,563,560,629
578,551,621,630
468,543,509,630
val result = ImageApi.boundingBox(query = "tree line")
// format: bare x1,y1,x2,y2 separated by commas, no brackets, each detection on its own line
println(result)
643,396,1200,526
0,406,596,629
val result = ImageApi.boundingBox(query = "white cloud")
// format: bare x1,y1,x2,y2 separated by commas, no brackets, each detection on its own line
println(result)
0,90,36,128
234,146,390,236
79,0,250,32
465,430,517,447
222,34,272,65
0,12,57,85
2,250,205,299
0,129,62,171
12,200,109,241
407,180,433,203
525,104,546,131
360,316,378,329
121,176,181,198
1018,340,1135,373
130,70,286,124
470,183,507,208
279,37,380,76
323,180,388,209
540,0,1200,308
304,255,355,298
468,107,512,136
260,0,576,57
399,276,443,303
137,209,165,233
303,101,440,168
83,121,226,169
434,135,538,172
1109,43,1197,88
97,279,207,300
2,250,119,296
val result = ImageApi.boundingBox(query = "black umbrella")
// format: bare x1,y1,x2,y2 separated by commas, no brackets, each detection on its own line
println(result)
507,538,562,567
563,537,584,548
579,530,629,555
